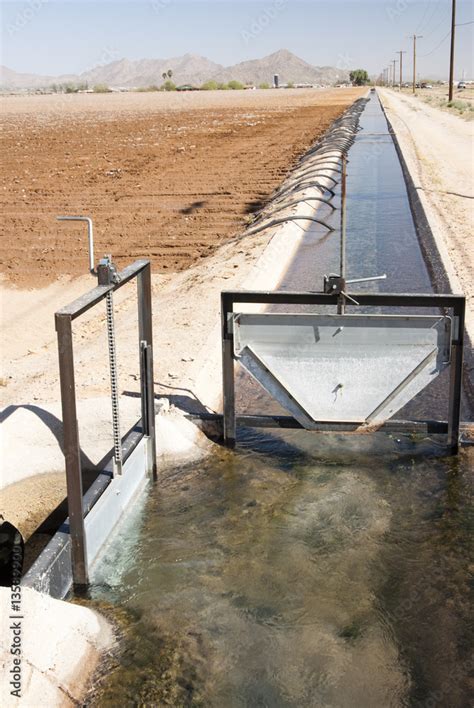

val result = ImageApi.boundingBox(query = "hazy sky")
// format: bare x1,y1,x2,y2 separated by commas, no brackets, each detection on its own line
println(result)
2,0,473,79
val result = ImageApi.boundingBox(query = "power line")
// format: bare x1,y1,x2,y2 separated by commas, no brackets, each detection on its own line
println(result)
415,1,434,34
419,29,451,56
422,0,444,35
418,4,472,57
423,8,451,38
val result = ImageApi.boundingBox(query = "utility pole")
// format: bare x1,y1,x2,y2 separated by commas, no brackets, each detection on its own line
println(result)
448,0,456,101
409,35,423,94
391,59,398,88
397,51,406,90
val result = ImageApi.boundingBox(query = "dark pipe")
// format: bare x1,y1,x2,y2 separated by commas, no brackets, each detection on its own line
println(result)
0,521,24,587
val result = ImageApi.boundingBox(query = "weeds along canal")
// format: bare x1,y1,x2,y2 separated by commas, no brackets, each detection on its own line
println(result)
84,93,473,707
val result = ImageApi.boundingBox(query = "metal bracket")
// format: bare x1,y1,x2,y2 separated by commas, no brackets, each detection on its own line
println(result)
97,255,121,286
323,275,359,307
324,274,345,295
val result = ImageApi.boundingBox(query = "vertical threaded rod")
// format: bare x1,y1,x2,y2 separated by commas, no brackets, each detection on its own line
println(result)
106,291,122,475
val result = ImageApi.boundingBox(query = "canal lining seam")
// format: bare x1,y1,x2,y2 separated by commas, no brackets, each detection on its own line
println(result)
379,95,473,411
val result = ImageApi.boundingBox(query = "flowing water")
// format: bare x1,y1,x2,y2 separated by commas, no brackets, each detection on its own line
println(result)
89,432,472,707
86,94,473,706
277,92,433,295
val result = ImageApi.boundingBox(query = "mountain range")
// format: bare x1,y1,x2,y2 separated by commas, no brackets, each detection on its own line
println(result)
0,50,349,89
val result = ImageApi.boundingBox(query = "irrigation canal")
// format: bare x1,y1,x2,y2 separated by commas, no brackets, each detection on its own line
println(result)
85,93,473,707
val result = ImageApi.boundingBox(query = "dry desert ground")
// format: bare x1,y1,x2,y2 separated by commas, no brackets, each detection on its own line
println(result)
0,87,363,287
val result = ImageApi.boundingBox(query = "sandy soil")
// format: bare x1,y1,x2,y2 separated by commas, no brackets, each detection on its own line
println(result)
0,88,362,287
379,89,474,340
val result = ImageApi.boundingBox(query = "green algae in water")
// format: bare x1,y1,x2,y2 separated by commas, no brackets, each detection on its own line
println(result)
81,600,205,707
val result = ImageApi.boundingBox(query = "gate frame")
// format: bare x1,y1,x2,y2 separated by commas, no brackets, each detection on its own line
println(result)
55,259,156,588
221,290,465,452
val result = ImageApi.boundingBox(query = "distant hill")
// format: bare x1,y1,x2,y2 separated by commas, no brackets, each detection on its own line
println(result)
0,49,349,90
0,65,76,89
80,53,224,88
213,50,347,86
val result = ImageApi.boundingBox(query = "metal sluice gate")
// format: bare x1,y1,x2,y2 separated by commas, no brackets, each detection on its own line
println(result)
221,290,465,452
22,255,157,596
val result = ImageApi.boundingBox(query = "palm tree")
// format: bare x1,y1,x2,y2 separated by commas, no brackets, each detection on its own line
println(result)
162,72,167,81
167,69,173,79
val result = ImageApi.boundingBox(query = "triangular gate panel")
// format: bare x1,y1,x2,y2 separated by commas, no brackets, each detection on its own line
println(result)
233,313,451,427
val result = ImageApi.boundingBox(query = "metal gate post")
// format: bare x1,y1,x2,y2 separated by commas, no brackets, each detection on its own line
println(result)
447,298,465,452
137,262,157,478
221,293,236,447
55,313,88,587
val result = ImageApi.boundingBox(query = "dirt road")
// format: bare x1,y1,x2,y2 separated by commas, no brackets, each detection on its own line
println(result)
379,89,474,339
0,88,363,287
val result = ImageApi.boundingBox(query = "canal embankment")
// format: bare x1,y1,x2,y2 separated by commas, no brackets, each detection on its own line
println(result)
378,89,473,345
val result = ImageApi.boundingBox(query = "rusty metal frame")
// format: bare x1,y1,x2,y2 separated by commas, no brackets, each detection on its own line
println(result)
55,259,156,588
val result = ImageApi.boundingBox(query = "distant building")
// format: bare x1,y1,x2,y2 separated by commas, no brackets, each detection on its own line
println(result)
273,74,279,88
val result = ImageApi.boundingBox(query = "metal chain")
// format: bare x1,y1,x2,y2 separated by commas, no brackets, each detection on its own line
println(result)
106,291,122,475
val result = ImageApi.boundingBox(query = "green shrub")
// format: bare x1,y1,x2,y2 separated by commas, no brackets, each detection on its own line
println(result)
227,80,245,90
259,82,270,89
286,81,294,89
136,85,160,92
201,80,219,91
161,80,176,91
443,99,474,115
93,84,111,93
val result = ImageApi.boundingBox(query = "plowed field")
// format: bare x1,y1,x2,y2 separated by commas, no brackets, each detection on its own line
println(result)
0,88,363,286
